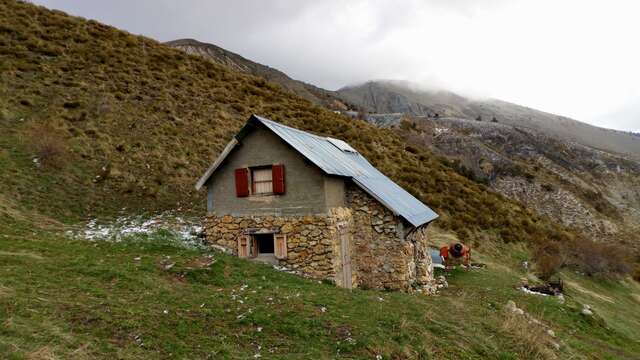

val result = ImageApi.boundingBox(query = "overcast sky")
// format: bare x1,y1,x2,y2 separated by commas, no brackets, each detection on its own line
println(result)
33,0,640,132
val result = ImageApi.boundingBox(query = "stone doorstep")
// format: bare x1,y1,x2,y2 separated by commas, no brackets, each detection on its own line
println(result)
252,253,279,265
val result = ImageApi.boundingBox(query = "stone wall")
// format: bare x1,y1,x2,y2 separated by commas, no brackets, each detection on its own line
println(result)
203,213,342,280
345,184,433,290
406,225,433,285
203,184,434,291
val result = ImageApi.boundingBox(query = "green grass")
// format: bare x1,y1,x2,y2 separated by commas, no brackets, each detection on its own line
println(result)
1,1,639,358
1,220,639,359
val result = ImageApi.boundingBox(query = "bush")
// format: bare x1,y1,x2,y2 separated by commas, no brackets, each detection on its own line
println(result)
25,123,68,169
534,236,631,279
533,241,564,280
570,238,629,277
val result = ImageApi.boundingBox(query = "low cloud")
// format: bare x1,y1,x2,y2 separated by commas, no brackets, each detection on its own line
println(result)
33,0,640,131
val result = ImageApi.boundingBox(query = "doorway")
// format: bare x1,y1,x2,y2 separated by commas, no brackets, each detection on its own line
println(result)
252,233,277,264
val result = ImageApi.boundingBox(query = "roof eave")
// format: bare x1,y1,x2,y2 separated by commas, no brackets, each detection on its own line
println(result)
195,137,239,190
352,178,437,228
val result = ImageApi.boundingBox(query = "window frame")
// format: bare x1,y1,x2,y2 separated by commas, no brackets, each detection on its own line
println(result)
250,165,274,196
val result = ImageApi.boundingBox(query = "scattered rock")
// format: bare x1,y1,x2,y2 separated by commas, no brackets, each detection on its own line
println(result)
581,304,593,316
514,308,525,316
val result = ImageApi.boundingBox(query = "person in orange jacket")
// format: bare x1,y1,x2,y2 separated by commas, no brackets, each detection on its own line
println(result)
439,243,471,267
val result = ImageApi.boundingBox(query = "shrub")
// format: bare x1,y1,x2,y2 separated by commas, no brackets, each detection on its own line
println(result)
568,239,630,277
25,123,68,169
541,183,554,192
534,236,631,279
533,241,563,280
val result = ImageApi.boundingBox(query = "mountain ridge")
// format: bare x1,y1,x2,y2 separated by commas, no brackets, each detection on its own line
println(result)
337,80,640,159
165,38,353,111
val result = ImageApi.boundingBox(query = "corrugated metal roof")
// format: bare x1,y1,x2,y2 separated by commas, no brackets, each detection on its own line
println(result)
197,115,438,227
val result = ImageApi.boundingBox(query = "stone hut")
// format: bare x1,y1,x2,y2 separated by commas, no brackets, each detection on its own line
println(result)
196,115,438,291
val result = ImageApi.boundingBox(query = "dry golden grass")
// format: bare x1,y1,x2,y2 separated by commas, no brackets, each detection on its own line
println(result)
0,0,591,257
500,311,558,360
26,347,57,360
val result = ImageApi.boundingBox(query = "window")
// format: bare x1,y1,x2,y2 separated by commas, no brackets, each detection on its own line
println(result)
237,233,287,260
234,164,285,197
251,166,273,194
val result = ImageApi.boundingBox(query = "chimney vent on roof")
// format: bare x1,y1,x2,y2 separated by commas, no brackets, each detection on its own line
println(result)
326,137,358,153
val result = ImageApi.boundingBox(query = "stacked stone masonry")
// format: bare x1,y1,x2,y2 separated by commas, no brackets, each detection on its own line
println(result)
203,185,433,291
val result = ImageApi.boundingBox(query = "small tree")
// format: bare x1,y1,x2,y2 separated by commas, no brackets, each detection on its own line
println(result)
475,115,482,121
492,116,498,123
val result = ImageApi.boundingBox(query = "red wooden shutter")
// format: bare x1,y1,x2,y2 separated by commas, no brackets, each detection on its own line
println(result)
272,164,285,194
234,168,249,197
275,234,287,259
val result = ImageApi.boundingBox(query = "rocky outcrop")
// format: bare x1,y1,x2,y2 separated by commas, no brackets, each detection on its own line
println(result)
493,177,618,237
392,116,640,244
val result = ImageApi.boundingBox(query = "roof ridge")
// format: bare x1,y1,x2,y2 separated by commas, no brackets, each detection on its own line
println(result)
252,115,328,141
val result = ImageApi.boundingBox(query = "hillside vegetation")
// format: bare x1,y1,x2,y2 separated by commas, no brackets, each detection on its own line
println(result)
3,217,640,359
2,2,640,359
165,38,351,111
1,0,570,249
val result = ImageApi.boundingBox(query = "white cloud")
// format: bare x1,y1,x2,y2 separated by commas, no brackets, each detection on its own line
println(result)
33,0,640,132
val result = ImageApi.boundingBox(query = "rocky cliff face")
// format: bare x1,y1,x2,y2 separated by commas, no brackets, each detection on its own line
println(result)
393,116,640,247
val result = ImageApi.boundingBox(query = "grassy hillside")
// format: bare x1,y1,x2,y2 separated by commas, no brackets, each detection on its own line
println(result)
2,217,640,359
1,2,640,359
1,0,571,248
165,38,353,111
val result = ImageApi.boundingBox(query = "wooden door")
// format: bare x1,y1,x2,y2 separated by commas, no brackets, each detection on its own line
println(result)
339,224,352,289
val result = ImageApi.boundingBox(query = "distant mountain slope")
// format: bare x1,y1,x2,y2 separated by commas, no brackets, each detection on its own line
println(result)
338,80,640,158
165,38,351,110
392,116,640,248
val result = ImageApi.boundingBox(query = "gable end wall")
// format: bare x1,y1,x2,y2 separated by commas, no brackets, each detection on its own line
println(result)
207,126,343,216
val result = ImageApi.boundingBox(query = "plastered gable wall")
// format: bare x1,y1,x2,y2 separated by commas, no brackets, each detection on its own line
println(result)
207,125,339,216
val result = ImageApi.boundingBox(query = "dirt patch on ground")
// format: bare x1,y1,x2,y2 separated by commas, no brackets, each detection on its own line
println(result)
0,251,44,260
565,280,614,303
631,293,640,304
185,255,216,269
